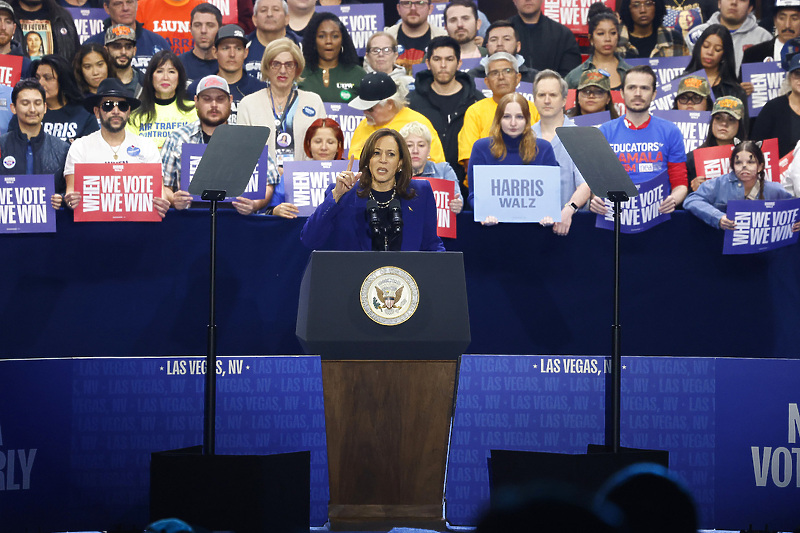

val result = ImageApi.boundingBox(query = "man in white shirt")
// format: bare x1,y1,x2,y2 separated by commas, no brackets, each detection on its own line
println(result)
63,78,169,217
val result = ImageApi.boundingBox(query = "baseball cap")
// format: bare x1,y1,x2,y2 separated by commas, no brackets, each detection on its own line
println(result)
215,24,247,47
676,75,710,98
577,69,611,92
348,72,397,111
711,96,744,120
196,74,231,95
775,0,800,9
105,23,136,45
0,1,14,17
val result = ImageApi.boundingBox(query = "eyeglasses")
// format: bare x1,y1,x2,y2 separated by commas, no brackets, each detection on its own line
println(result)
629,1,655,9
368,46,396,55
101,100,131,112
398,0,429,8
579,87,607,98
677,93,704,105
487,67,514,79
269,60,297,71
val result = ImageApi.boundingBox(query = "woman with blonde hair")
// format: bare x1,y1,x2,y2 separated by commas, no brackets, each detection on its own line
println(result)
399,121,462,214
238,37,326,166
467,93,558,222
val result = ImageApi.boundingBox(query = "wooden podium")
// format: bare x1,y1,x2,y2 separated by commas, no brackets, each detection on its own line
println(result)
297,251,470,529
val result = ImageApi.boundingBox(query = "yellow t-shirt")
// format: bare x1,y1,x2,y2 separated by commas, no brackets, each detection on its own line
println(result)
127,99,198,150
457,97,541,164
349,107,445,163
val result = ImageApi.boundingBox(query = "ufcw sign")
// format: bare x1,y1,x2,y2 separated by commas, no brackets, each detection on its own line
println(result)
752,404,800,488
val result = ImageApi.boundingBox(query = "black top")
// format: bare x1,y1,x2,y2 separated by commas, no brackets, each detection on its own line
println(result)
751,94,800,157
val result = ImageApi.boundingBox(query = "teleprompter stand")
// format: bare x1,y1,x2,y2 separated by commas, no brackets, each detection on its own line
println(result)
150,125,310,533
297,251,470,529
486,127,667,498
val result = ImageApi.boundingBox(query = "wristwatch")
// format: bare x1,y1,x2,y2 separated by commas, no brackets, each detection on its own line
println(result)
565,202,579,213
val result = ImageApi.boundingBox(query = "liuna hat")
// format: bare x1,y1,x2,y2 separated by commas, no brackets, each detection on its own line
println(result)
348,72,398,111
84,77,141,112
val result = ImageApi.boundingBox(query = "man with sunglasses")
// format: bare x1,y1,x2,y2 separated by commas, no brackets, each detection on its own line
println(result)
62,78,168,217
386,0,446,72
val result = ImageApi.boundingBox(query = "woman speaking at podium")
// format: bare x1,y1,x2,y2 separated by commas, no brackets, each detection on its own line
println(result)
300,128,444,251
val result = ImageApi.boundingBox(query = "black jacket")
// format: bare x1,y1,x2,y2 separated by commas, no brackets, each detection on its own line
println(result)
12,1,80,63
408,69,484,184
0,128,70,194
741,38,777,70
511,14,581,77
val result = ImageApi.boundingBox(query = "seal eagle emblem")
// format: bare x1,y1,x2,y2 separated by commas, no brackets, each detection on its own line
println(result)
360,266,419,325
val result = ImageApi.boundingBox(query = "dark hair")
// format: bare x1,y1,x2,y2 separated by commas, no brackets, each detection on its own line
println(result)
618,0,667,33
304,118,345,160
730,140,766,198
302,12,360,71
11,78,45,105
30,54,83,106
671,93,713,111
356,128,416,200
73,43,115,94
699,111,747,148
25,31,43,47
622,64,657,91
587,1,620,36
444,0,478,21
485,20,520,42
683,24,738,86
191,2,222,25
426,35,461,61
567,87,620,119
131,49,194,126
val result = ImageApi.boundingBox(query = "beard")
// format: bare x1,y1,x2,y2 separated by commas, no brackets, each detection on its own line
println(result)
199,113,228,128
101,115,127,133
114,56,132,70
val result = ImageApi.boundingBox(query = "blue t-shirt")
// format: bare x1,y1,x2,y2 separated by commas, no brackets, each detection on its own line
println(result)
178,50,218,86
599,115,686,184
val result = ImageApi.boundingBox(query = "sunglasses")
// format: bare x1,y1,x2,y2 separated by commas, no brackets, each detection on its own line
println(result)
101,100,131,112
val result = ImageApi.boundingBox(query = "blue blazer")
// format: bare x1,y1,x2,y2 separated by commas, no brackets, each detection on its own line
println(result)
301,179,446,251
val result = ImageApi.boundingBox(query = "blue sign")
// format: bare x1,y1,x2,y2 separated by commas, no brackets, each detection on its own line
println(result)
742,62,786,118
723,198,800,254
651,69,713,112
316,4,384,57
626,56,691,89
322,103,363,159
572,110,611,127
473,165,561,223
0,174,55,233
283,159,358,216
653,109,711,153
595,171,672,233
180,143,268,202
66,7,106,44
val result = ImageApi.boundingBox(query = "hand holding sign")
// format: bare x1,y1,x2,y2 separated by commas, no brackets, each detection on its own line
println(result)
332,156,361,203
450,194,463,214
272,203,300,218
64,190,82,210
172,190,193,210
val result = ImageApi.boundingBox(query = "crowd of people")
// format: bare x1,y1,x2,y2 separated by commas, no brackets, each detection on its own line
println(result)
3,0,800,248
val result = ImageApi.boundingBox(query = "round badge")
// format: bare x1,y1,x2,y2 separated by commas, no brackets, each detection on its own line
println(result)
276,132,292,148
340,90,352,101
3,155,15,169
127,145,140,157
360,266,419,326
60,27,68,35
302,106,316,117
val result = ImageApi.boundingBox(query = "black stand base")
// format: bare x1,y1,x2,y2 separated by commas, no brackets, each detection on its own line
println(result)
489,446,668,496
150,446,310,533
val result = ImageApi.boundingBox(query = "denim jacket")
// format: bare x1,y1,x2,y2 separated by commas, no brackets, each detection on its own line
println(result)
684,171,791,228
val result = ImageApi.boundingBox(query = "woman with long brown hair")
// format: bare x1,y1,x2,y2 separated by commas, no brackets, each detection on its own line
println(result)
301,128,444,251
467,93,558,222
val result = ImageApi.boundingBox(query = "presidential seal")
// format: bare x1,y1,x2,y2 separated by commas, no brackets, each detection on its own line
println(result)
360,266,419,326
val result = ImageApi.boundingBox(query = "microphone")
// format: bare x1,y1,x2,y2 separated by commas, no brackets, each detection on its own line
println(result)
388,198,403,235
365,199,381,237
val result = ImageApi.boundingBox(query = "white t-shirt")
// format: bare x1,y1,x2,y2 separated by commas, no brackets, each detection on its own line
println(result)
65,129,161,176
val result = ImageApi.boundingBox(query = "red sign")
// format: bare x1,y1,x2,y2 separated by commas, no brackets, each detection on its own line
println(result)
74,163,163,222
780,150,794,182
694,139,780,182
0,54,23,87
206,0,238,25
542,0,616,34
413,177,456,239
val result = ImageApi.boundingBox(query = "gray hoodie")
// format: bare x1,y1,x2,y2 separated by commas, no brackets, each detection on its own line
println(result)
685,12,772,71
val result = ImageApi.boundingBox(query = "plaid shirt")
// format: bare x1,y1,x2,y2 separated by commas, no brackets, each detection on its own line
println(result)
619,26,689,59
160,120,280,190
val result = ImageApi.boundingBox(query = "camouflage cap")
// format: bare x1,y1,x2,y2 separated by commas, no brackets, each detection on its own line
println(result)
577,69,611,92
676,75,710,98
711,96,744,121
105,23,136,44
